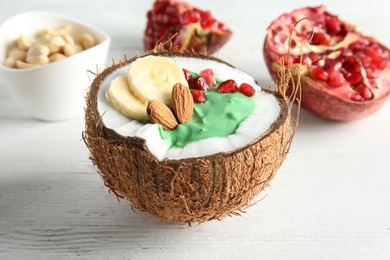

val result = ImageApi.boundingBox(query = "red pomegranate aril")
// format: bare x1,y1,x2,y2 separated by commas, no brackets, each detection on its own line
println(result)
346,73,363,85
200,11,214,28
344,55,357,66
238,83,256,97
310,67,329,81
181,9,200,24
199,68,216,87
328,70,345,87
365,67,379,79
325,15,341,36
183,68,193,82
324,58,342,71
341,68,351,78
345,62,362,74
364,44,382,60
376,58,388,70
308,52,321,63
169,15,180,25
190,89,207,103
355,85,373,100
216,79,238,93
351,93,364,102
311,32,331,46
349,40,366,52
189,76,210,91
357,53,372,67
153,1,168,13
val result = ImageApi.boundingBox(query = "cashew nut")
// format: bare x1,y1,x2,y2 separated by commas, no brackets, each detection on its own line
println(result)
26,55,49,65
63,43,83,57
77,33,96,50
61,33,75,45
27,44,50,57
4,57,16,68
35,35,66,54
49,53,66,62
26,44,50,65
7,46,27,61
16,60,40,69
17,34,36,51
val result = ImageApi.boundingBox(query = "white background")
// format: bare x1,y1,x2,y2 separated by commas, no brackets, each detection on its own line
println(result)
1,1,389,259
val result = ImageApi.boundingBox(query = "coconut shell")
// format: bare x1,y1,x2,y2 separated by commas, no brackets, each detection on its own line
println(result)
83,51,296,224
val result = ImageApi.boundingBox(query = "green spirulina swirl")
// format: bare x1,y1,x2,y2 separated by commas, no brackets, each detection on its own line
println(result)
159,90,255,148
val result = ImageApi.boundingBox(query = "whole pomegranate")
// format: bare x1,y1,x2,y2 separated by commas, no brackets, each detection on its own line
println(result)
144,0,232,55
263,5,390,121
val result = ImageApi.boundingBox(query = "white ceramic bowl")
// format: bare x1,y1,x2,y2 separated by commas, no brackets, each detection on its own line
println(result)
0,11,111,121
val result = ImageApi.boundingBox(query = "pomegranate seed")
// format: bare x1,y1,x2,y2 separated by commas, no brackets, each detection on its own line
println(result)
325,50,333,55
153,1,168,13
166,5,179,15
189,76,210,91
325,15,341,36
364,44,383,61
182,68,193,82
216,79,238,93
147,10,153,19
341,68,351,78
365,67,379,79
324,58,342,71
349,40,366,52
311,32,330,46
355,85,373,100
169,16,179,25
238,83,256,97
358,53,372,67
290,39,297,48
310,67,329,81
308,52,321,63
328,71,345,87
346,73,363,85
351,93,364,101
346,63,362,74
200,11,215,28
190,90,207,103
369,60,379,70
376,58,388,70
199,68,216,87
344,55,357,66
181,10,200,24
201,10,212,20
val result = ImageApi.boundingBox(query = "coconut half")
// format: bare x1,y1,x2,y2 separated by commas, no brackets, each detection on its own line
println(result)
83,51,297,224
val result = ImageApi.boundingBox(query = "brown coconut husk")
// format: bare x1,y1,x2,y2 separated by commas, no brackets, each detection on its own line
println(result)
83,50,300,224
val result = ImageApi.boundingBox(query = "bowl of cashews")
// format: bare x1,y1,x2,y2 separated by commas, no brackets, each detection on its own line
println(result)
0,11,110,121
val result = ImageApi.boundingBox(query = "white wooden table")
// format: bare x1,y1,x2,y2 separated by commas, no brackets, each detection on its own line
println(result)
1,1,389,259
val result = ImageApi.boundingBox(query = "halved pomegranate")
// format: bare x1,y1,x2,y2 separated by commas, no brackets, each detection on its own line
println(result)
144,0,232,55
264,5,390,121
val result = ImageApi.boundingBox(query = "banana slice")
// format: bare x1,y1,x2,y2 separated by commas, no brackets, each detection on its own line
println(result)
106,75,149,122
127,56,188,106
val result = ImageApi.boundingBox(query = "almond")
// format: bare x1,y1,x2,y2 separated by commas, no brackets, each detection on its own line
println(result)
147,99,178,130
171,83,194,124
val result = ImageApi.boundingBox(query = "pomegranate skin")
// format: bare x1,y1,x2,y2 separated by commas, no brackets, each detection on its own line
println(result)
264,43,390,121
263,5,390,121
